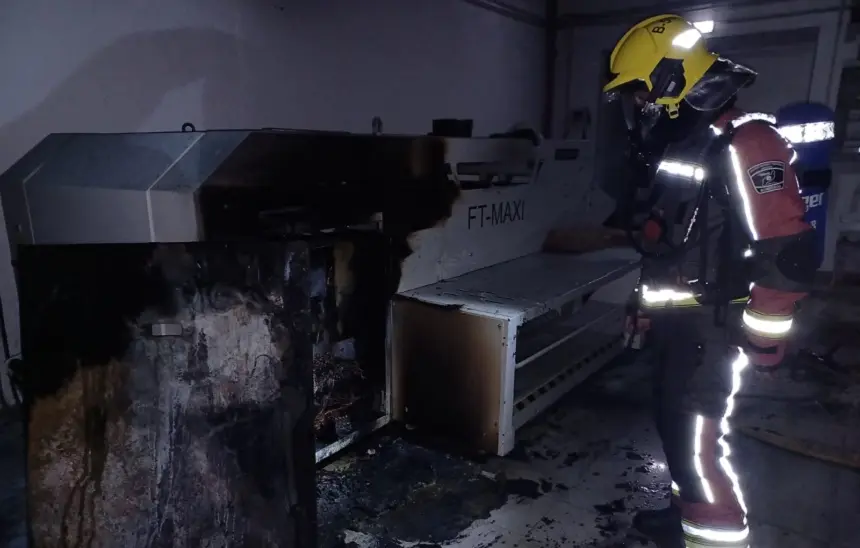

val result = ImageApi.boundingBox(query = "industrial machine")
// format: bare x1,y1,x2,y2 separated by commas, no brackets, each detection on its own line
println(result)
0,126,638,547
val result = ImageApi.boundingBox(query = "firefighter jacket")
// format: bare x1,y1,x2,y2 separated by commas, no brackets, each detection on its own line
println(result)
636,108,816,344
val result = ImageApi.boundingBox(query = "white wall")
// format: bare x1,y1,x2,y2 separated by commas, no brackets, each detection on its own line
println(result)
0,0,547,387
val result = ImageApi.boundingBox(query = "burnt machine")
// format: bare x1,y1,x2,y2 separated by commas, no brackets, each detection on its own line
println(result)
0,129,456,547
0,127,637,547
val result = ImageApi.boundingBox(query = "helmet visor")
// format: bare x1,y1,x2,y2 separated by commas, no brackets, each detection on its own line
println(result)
685,58,757,111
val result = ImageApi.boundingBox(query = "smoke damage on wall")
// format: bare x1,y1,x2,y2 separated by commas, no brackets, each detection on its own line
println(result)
16,241,317,546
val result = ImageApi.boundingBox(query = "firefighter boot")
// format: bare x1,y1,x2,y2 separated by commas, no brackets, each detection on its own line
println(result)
680,501,748,548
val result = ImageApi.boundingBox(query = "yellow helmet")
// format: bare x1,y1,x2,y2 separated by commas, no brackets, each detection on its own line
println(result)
604,15,719,119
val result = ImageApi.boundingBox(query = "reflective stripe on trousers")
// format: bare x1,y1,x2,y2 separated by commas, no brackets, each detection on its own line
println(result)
679,350,751,548
682,523,750,548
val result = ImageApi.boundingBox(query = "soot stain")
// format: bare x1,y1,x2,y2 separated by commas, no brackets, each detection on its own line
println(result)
317,437,514,548
594,498,626,514
562,451,586,466
504,478,542,499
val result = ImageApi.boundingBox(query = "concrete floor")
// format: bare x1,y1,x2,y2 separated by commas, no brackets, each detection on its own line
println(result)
3,329,860,547
447,359,860,548
331,345,860,548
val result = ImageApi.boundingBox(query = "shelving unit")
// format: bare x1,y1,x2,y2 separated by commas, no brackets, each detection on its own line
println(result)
391,248,639,456
512,301,623,431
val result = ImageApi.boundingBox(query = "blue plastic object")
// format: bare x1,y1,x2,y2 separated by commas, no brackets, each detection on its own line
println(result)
801,186,828,267
776,102,835,269
775,102,835,171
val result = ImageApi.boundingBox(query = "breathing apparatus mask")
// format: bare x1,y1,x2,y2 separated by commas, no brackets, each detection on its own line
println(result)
604,59,756,154
608,82,665,150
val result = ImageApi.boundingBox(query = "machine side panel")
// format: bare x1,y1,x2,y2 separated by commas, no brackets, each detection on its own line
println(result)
397,139,612,291
17,241,316,548
0,134,76,253
390,297,506,454
23,133,204,191
149,189,201,242
26,186,153,244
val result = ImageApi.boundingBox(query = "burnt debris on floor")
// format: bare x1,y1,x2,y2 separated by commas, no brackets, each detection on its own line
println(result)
314,351,671,548
317,436,513,548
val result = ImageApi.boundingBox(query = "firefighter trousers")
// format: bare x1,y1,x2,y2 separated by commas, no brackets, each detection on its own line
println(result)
648,308,751,548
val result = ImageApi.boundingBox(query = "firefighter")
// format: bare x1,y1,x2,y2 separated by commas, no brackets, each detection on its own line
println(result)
603,15,816,547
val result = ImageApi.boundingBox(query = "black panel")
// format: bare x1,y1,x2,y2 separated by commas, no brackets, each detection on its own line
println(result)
554,148,580,160
196,132,460,247
16,241,316,548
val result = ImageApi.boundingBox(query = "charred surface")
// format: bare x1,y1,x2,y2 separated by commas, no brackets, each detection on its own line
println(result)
194,133,461,447
306,234,390,445
15,242,316,548
195,131,460,295
317,437,506,548
197,133,460,245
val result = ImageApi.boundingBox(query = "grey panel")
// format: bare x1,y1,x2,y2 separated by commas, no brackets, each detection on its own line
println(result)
23,133,205,191
152,131,249,191
26,186,152,244
0,135,75,253
149,189,201,242
0,134,74,188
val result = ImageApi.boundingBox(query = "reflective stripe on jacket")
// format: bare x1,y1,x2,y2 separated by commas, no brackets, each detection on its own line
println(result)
639,283,795,340
639,284,748,310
